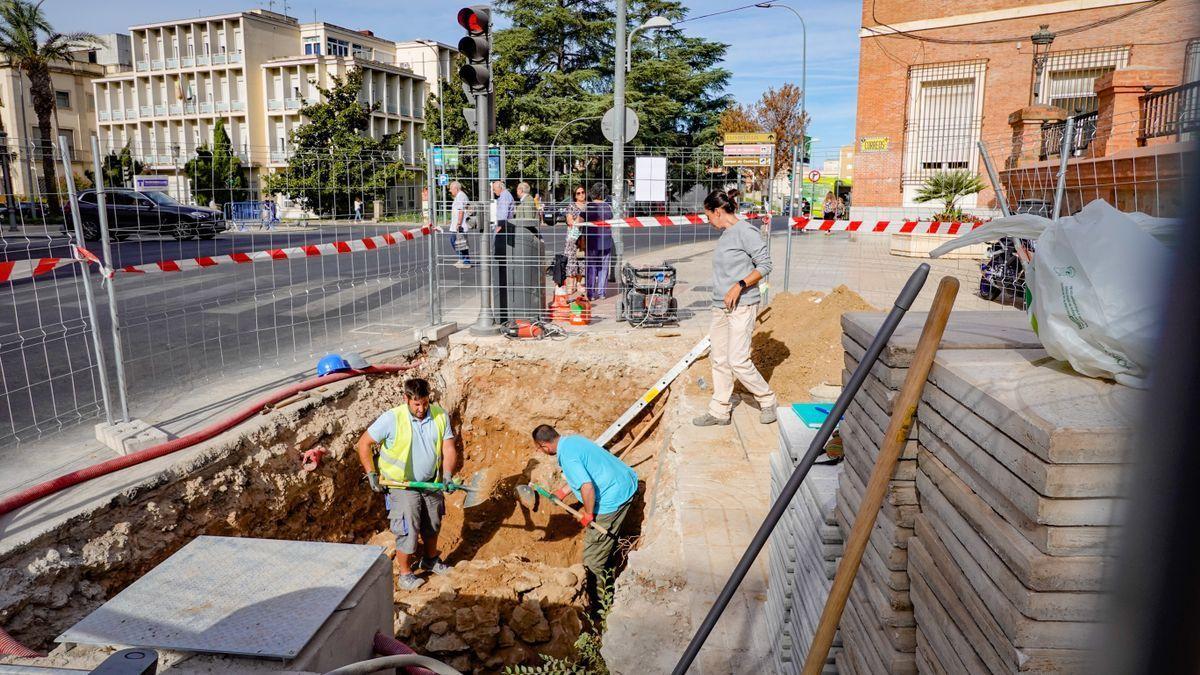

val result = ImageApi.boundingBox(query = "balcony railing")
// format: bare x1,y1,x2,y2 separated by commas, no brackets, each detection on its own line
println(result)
136,62,149,72
212,54,227,65
154,104,167,116
199,102,213,113
1140,80,1200,142
140,105,152,116
197,55,210,66
1041,111,1099,160
169,104,183,115
267,99,283,111
126,107,137,118
231,100,245,112
151,59,164,70
386,104,398,114
229,52,242,63
215,101,229,112
99,111,110,121
166,58,178,68
285,98,301,110
182,57,194,67
112,110,124,121
185,102,197,114
270,149,288,162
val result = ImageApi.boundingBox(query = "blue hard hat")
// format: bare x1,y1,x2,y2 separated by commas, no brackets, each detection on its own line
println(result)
317,354,351,376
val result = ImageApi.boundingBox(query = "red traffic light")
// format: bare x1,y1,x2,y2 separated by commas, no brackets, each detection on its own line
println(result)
457,6,491,35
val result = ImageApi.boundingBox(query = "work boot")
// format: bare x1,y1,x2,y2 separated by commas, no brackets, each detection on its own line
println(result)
397,573,425,591
692,413,731,427
420,556,451,576
760,405,778,425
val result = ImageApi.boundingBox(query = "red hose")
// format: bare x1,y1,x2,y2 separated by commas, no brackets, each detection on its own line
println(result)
0,626,42,658
373,632,435,675
0,365,415,519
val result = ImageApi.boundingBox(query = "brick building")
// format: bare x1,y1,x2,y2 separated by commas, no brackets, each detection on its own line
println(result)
852,0,1199,221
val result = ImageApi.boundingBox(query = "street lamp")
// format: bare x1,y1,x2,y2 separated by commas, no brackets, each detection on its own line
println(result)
626,16,673,72
754,2,807,161
1030,24,1057,105
550,115,601,200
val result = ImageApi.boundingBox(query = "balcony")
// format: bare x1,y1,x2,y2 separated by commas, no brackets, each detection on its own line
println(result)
126,107,137,118
386,103,398,114
212,54,227,65
182,57,194,67
215,101,229,112
1139,80,1200,143
169,104,183,115
185,102,197,114
229,52,242,63
166,58,178,69
199,102,213,113
270,149,288,163
136,62,149,72
1041,111,1099,160
285,98,301,110
140,105,152,116
112,110,124,121
267,99,283,111
197,55,210,66
231,100,245,112
151,59,164,70
99,110,110,121
154,104,167,116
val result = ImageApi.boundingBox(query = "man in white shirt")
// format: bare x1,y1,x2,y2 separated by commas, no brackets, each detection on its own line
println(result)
448,181,472,269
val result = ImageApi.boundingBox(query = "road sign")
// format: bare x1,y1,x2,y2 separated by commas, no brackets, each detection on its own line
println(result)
723,132,775,144
134,175,169,192
487,146,504,181
443,147,460,168
724,156,770,167
437,173,450,186
808,170,821,183
722,143,774,156
432,147,445,168
601,106,639,144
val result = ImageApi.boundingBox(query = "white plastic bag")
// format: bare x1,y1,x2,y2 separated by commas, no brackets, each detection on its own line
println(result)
931,199,1178,388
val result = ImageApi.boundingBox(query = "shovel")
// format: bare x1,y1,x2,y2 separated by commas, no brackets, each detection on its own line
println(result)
380,468,490,508
517,483,613,538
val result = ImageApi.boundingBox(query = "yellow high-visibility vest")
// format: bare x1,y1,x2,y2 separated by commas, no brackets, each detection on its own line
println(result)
377,404,448,483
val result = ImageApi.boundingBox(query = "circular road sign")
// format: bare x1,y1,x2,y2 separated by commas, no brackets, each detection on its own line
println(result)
808,170,821,183
601,106,640,144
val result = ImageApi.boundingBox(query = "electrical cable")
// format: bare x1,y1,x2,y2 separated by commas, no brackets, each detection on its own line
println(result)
673,1,766,27
866,0,1168,45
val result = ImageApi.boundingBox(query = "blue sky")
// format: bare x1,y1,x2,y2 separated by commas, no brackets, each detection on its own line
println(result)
46,0,861,158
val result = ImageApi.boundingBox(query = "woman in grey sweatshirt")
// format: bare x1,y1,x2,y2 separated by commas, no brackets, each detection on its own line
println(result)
694,190,778,426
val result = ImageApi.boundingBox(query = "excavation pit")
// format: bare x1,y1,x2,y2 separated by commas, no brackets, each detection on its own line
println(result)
0,337,677,673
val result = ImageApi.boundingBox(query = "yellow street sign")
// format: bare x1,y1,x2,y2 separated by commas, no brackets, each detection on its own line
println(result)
723,156,771,167
723,132,776,144
860,136,890,152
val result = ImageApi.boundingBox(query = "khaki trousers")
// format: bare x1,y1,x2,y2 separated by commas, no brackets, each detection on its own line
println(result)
708,304,777,419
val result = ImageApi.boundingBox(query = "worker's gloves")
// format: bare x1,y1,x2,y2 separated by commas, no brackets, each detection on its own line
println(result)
442,479,461,494
578,512,595,528
367,471,384,493
553,486,572,501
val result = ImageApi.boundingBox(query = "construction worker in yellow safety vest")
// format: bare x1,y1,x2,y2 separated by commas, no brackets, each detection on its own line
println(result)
356,377,460,591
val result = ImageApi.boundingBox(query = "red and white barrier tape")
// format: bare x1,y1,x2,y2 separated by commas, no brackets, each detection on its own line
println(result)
786,217,985,235
0,246,99,284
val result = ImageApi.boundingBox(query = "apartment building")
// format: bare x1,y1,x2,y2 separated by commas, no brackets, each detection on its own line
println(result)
0,34,130,199
92,9,445,206
852,0,1199,220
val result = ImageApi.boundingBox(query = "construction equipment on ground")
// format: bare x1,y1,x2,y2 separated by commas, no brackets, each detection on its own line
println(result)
515,483,614,538
619,263,679,327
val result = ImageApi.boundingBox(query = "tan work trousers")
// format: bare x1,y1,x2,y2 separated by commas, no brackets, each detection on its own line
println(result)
708,304,777,419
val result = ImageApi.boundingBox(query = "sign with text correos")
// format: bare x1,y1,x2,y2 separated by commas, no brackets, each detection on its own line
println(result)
860,136,890,152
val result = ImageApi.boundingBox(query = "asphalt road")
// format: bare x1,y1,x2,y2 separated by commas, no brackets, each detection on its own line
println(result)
0,220,729,444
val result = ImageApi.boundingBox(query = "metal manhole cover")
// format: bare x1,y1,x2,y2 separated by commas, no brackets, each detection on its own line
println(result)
58,536,383,660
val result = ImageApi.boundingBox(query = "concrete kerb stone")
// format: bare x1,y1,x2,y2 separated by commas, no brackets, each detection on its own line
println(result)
94,418,172,455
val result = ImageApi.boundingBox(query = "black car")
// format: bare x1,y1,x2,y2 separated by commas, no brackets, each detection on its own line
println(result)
74,188,226,241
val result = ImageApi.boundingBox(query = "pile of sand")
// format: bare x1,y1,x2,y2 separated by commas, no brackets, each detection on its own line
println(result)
746,285,876,404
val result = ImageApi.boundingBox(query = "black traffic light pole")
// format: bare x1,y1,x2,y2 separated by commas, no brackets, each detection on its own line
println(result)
458,5,501,336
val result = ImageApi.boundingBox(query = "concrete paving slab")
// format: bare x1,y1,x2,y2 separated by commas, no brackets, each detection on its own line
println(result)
908,560,992,674
923,384,1126,497
841,310,1041,368
918,454,1109,603
928,350,1142,464
921,414,1119,527
840,414,918,482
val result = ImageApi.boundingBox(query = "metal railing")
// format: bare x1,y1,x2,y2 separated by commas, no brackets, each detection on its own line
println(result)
1140,80,1200,142
1041,111,1098,160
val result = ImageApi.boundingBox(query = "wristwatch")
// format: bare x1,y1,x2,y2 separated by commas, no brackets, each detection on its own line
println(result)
737,279,747,289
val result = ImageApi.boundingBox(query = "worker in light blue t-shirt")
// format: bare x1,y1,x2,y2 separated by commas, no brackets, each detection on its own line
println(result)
531,423,637,605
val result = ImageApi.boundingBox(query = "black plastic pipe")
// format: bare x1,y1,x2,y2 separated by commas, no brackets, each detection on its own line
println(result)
672,263,931,674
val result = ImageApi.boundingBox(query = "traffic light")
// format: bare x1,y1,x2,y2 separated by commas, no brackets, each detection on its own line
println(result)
457,6,491,92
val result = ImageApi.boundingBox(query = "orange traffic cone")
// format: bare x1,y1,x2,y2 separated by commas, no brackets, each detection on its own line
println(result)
550,288,571,323
568,298,591,326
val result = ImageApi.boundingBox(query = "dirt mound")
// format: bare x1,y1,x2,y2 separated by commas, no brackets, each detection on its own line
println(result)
745,286,876,404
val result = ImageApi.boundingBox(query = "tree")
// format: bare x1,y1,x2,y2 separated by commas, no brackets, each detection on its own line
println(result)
184,119,249,206
265,70,411,217
914,170,986,217
435,0,731,149
0,0,96,213
717,104,760,136
86,144,144,189
752,83,809,165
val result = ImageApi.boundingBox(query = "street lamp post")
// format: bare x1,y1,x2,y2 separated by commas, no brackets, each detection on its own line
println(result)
626,16,673,72
755,2,807,211
550,115,601,201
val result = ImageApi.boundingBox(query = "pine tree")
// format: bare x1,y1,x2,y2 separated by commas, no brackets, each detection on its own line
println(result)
184,119,249,206
266,70,411,217
86,145,144,189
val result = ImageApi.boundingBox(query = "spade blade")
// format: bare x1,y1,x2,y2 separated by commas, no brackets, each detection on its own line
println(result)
515,484,538,511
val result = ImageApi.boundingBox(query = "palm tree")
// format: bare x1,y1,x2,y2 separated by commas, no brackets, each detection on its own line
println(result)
914,169,986,218
0,0,95,214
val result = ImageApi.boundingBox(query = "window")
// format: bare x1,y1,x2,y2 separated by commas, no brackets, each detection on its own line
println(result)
55,90,71,109
352,43,373,60
1185,39,1200,84
86,93,95,112
327,38,349,57
303,36,321,55
78,192,97,204
88,50,97,64
1034,46,1129,114
901,61,986,204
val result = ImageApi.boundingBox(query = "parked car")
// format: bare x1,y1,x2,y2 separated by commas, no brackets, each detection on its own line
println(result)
73,188,226,241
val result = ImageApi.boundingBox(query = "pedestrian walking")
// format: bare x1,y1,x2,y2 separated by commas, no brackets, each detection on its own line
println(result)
356,377,460,591
822,191,836,219
693,189,778,427
531,424,637,609
492,181,514,230
354,197,364,222
583,184,614,300
448,180,472,269
514,181,537,225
